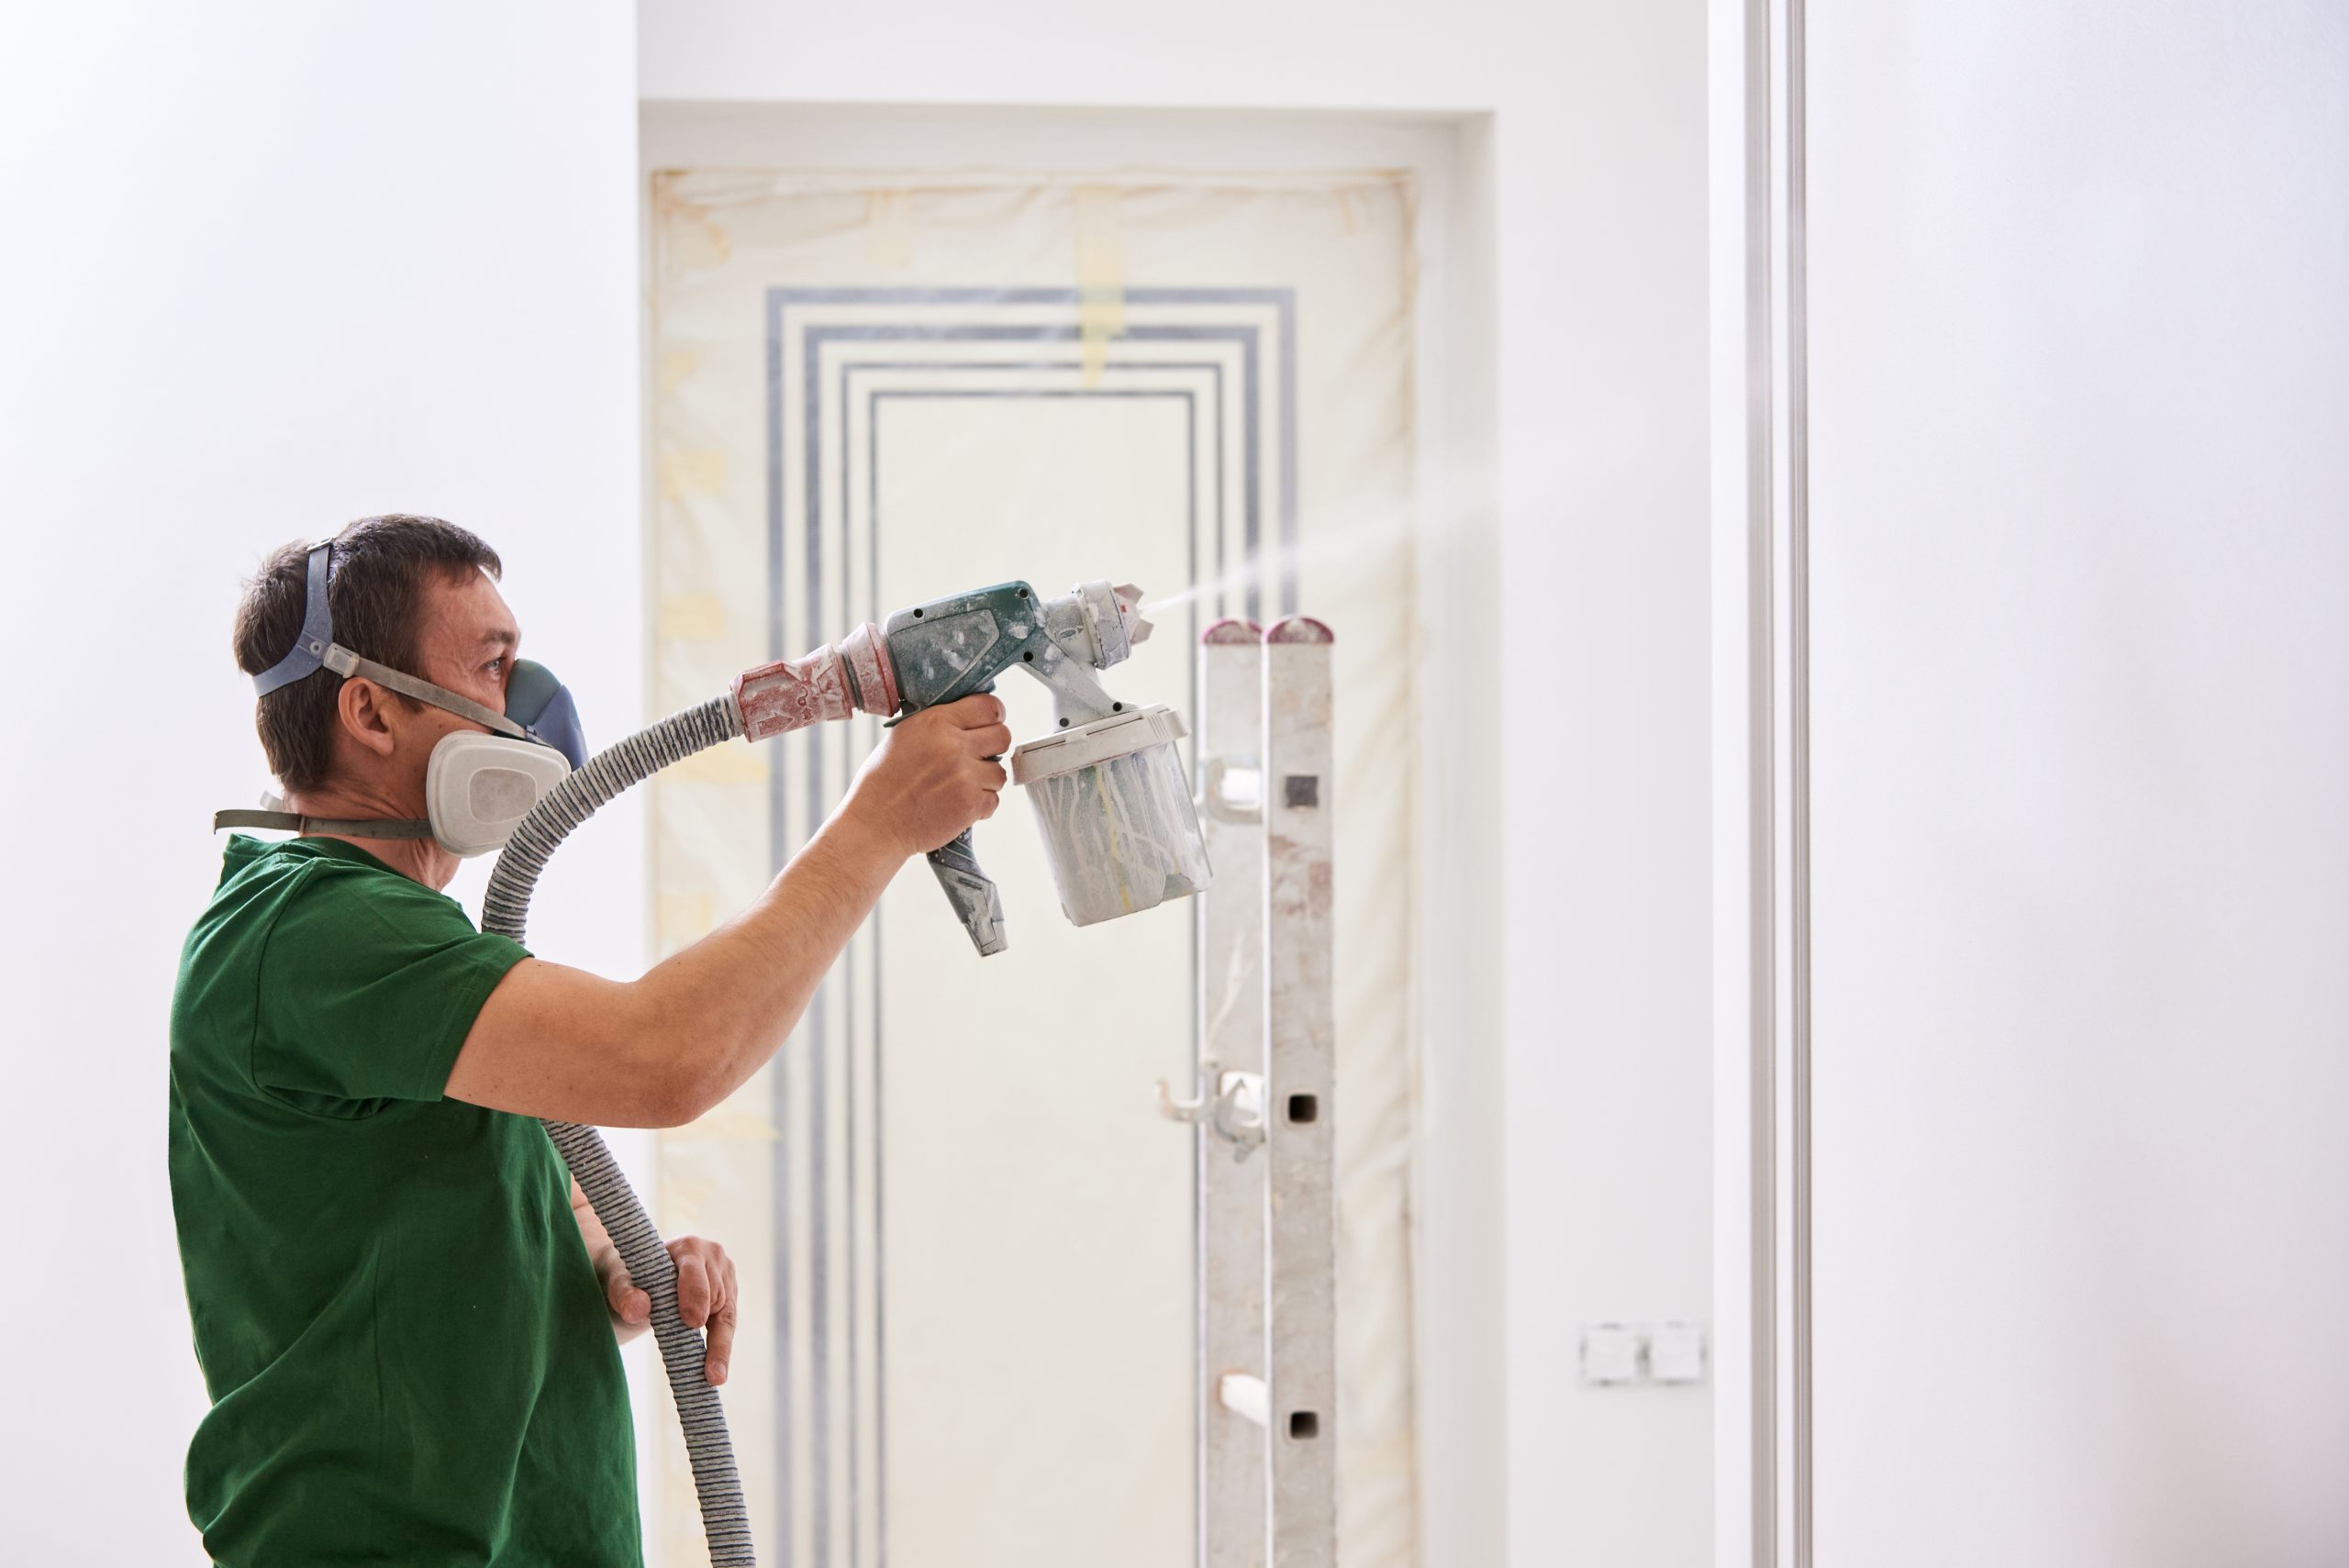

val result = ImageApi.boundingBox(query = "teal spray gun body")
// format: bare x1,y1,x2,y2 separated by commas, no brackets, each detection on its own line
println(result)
732,577,1203,954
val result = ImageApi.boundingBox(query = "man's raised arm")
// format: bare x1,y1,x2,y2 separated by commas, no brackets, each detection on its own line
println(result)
444,694,1011,1128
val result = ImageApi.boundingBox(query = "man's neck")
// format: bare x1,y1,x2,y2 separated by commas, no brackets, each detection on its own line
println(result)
283,781,456,889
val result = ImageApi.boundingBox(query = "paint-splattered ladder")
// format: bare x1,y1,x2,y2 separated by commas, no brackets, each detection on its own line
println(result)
1159,615,1336,1568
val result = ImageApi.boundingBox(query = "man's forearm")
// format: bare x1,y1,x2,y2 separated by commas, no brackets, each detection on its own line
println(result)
448,810,907,1127
448,697,1006,1129
632,810,905,1118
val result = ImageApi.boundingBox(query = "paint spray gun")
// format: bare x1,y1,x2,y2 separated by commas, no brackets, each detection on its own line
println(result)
729,579,1211,954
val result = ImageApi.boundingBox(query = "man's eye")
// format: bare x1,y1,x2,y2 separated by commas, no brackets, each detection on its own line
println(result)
486,657,506,678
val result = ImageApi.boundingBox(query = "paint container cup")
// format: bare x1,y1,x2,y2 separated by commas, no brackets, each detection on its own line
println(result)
1009,705,1212,927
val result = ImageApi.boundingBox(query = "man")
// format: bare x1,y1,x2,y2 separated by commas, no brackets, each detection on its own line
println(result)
171,514,1007,1565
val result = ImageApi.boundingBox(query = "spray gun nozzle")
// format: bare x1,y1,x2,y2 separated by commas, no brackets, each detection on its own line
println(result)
1112,583,1154,645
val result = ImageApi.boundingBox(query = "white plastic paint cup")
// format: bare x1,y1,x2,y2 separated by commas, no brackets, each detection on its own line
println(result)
1008,705,1212,927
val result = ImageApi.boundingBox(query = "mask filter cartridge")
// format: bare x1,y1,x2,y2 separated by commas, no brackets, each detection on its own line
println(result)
426,732,574,858
1009,706,1211,927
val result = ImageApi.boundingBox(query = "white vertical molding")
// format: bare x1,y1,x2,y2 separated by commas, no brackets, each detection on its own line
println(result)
1708,0,1763,1555
1408,113,1503,1568
1713,0,1809,1561
1773,5,1813,1561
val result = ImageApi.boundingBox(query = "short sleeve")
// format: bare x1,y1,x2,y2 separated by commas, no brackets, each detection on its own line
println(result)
251,861,529,1110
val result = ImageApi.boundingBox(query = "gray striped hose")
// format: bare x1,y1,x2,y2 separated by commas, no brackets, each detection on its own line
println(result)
483,692,757,1567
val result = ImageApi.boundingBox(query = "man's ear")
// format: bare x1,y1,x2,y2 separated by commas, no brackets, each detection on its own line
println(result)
337,677,400,759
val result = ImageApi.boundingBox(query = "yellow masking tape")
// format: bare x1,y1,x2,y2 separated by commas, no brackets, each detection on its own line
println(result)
651,175,735,272
650,1168,717,1226
663,1108,781,1144
671,216,732,272
655,349,700,397
1074,186,1125,387
864,188,915,269
657,594,726,639
666,747,768,785
658,449,726,499
655,892,716,953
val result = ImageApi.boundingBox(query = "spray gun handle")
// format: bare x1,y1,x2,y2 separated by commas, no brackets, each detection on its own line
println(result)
925,828,1008,956
929,681,1008,956
876,578,1150,957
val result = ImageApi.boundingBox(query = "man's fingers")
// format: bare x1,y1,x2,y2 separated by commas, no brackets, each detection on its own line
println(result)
981,761,1008,792
606,1269,650,1326
969,722,1014,758
706,1301,738,1385
945,693,1007,728
676,1251,711,1329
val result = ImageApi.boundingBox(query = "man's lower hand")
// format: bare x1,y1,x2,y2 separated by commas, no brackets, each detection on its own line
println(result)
599,1235,740,1385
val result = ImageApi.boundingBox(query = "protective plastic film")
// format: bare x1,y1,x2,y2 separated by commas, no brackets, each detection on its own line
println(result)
650,166,1422,1568
1022,740,1211,927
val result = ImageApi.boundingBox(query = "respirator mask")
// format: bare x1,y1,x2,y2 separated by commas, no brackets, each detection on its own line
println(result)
213,539,588,858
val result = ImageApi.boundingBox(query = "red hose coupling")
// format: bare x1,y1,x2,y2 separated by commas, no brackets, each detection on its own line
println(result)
836,622,900,717
733,623,899,741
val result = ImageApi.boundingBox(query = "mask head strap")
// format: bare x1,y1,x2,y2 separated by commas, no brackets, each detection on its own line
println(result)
253,541,337,696
320,645,530,742
213,807,436,840
246,536,536,747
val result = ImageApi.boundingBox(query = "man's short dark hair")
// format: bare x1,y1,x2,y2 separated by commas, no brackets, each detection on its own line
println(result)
233,515,503,794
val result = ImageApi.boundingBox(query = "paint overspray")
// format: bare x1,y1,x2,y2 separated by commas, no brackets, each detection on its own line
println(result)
1138,448,1556,625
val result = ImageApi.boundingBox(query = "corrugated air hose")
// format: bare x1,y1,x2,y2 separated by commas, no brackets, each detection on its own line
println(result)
482,692,756,1568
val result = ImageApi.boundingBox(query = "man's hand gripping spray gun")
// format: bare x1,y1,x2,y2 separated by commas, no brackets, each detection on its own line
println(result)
730,577,1211,952
481,578,1208,1567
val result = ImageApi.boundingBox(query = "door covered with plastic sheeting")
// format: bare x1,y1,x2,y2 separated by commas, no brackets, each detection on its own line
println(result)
647,171,1420,1568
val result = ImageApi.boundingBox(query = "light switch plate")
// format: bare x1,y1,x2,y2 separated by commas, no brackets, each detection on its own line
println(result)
1579,1322,1644,1385
1649,1320,1709,1384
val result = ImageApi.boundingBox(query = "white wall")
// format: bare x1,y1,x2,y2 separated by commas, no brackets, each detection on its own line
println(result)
641,4,1718,1565
0,3,1721,1562
1804,4,2349,1564
0,5,644,1560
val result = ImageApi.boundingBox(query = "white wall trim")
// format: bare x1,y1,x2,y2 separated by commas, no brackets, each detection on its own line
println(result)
1711,0,1809,1562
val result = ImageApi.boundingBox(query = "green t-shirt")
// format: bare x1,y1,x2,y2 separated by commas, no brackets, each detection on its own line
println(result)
168,835,640,1567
